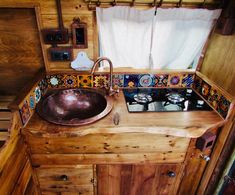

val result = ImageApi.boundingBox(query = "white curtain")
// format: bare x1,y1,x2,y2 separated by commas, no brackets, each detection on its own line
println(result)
96,6,155,68
151,8,221,69
96,6,221,69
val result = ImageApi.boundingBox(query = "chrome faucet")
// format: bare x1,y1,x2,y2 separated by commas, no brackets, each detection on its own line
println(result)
91,57,119,96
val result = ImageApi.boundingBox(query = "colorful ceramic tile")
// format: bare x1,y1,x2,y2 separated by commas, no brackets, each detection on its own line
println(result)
38,78,48,95
168,74,182,87
78,75,93,88
62,75,78,88
193,76,203,93
154,74,168,87
217,96,231,118
29,95,35,109
208,88,221,110
124,74,139,88
19,100,31,125
138,74,155,87
34,86,41,103
46,75,63,88
200,81,211,99
113,74,124,88
93,75,109,88
182,74,194,88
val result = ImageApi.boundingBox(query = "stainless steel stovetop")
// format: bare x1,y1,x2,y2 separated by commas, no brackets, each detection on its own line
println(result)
123,88,212,112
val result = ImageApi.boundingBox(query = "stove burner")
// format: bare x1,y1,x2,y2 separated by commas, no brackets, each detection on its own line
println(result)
123,88,213,113
134,93,153,104
164,92,186,109
166,92,185,104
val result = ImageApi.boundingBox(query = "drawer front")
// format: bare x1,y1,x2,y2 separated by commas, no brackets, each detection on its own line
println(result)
36,165,95,194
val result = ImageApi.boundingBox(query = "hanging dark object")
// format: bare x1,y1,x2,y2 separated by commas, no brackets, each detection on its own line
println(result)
41,0,69,44
71,17,88,48
217,0,235,35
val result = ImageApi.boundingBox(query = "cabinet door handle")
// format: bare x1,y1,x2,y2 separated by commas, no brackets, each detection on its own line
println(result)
200,154,210,162
167,171,176,177
60,174,68,181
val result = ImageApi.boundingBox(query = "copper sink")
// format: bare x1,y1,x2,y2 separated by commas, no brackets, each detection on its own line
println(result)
36,88,113,126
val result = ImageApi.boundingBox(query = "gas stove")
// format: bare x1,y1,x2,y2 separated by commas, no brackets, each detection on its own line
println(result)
123,88,212,112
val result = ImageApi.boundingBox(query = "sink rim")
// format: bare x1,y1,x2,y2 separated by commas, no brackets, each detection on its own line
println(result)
36,88,113,126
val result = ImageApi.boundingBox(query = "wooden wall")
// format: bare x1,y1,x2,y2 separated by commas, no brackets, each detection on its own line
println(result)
0,112,39,194
0,0,97,73
200,32,235,97
0,7,44,96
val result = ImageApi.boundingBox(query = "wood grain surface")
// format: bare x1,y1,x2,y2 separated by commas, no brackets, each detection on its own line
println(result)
200,32,235,97
24,132,189,154
0,112,40,194
0,8,44,96
24,90,224,138
97,164,184,195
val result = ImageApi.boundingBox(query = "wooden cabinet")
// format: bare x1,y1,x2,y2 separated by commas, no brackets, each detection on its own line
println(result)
22,130,191,195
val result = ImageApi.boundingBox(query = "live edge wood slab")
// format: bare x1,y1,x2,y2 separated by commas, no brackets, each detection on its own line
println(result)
23,90,224,139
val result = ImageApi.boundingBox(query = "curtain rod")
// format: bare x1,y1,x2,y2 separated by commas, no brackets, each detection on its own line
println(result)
85,0,223,10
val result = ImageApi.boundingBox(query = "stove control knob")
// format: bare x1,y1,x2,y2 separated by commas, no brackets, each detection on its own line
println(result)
186,89,193,93
197,100,204,105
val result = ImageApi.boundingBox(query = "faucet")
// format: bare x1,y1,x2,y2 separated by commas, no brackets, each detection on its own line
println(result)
91,57,119,96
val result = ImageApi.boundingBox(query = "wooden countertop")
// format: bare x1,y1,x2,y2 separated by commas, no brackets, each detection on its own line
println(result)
24,90,224,138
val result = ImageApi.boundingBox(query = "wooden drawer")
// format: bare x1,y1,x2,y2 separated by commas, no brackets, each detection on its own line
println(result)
36,165,95,194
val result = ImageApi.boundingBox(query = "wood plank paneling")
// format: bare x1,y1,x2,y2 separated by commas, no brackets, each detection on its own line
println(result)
0,8,44,96
24,132,190,154
200,32,235,96
31,152,186,166
12,160,33,195
0,137,28,193
0,112,40,195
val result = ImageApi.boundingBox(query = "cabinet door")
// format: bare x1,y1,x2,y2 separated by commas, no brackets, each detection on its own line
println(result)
97,164,183,195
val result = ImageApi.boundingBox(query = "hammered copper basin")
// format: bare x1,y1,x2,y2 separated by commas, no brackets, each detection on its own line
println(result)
36,88,113,126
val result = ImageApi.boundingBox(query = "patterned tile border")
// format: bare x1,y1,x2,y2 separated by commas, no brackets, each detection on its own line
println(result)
18,77,48,126
182,74,194,88
192,74,233,119
19,100,31,126
154,74,168,87
46,73,195,89
168,74,182,87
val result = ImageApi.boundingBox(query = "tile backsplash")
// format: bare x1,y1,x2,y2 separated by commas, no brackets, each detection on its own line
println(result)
46,73,195,89
19,77,48,126
192,74,232,119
